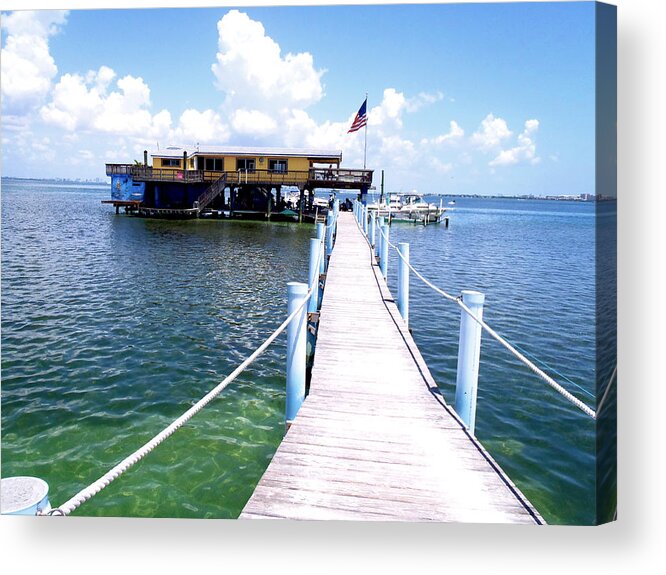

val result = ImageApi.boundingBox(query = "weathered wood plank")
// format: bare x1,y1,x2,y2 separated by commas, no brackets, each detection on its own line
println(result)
254,454,532,510
241,212,542,524
252,475,534,519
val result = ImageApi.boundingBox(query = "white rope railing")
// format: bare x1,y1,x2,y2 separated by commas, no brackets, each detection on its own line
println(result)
595,365,617,415
48,236,325,516
456,297,596,419
358,204,597,420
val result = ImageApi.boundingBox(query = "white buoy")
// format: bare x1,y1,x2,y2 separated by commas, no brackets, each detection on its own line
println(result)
1,476,51,515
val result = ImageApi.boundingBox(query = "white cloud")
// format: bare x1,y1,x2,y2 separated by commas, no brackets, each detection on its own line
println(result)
32,136,56,162
489,119,540,167
211,10,324,112
0,10,68,115
378,135,417,169
104,147,130,163
423,120,465,145
1,113,31,132
171,108,230,144
430,158,454,174
230,109,277,137
471,113,512,151
405,91,444,112
1,10,68,37
0,8,484,190
369,88,408,130
40,67,171,138
269,88,432,171
285,89,429,169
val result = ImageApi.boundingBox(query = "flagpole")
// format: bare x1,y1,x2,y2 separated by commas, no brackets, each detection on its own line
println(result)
363,92,368,169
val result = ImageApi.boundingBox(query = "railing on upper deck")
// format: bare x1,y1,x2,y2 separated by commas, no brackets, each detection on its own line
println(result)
232,169,310,186
309,168,373,186
106,164,373,189
106,164,206,183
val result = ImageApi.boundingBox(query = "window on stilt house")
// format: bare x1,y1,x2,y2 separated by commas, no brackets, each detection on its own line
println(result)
204,157,224,171
269,159,288,173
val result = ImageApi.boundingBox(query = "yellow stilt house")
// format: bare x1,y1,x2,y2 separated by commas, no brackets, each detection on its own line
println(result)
105,145,373,220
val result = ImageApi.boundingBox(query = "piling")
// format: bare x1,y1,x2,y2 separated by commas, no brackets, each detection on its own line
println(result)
325,213,334,264
376,216,385,258
308,238,320,313
454,290,485,435
369,211,376,248
1,476,51,515
286,282,308,426
397,242,410,324
316,223,326,275
380,224,389,279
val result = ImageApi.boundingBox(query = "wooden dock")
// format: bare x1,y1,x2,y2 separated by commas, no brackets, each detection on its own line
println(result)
241,212,543,523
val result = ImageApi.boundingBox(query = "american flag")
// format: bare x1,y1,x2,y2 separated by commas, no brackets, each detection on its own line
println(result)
348,98,368,133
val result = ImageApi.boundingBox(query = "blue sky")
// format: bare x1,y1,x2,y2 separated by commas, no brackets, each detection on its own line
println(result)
1,1,599,196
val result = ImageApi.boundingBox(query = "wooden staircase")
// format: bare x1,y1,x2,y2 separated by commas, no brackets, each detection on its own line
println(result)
193,173,227,213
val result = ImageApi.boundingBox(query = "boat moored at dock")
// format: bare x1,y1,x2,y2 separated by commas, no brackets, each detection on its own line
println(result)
368,193,447,224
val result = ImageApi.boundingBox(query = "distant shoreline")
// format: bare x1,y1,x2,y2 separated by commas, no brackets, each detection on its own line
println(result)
2,176,107,185
2,176,613,201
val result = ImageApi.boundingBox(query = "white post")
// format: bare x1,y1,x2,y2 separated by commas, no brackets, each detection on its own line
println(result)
0,477,51,515
316,223,325,275
286,282,308,425
369,211,376,247
308,238,320,313
397,242,410,324
454,290,485,435
380,224,389,279
325,212,334,262
376,216,385,258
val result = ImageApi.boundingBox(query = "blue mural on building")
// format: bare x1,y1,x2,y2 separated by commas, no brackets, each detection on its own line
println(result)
111,175,145,201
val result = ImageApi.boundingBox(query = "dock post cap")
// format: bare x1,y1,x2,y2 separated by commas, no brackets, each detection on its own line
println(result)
460,290,485,305
1,476,51,515
287,281,308,295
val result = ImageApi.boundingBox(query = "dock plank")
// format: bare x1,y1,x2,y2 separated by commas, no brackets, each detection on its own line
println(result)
241,212,542,524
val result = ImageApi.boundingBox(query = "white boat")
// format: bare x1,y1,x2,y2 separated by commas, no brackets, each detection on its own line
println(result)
368,193,446,224
391,194,446,224
366,193,398,214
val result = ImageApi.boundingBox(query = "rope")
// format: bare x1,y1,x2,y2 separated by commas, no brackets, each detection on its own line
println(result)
506,341,595,400
49,236,326,516
325,214,337,230
595,364,617,415
381,225,458,302
456,298,596,419
354,203,597,419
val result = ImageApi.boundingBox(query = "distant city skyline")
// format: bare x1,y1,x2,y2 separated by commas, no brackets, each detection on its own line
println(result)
2,1,606,196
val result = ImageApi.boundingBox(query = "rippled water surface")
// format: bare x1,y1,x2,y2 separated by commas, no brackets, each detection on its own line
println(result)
381,196,611,525
2,181,610,523
2,180,310,518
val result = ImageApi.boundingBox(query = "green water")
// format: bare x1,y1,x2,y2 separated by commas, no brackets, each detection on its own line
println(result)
2,181,614,523
1,180,310,518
